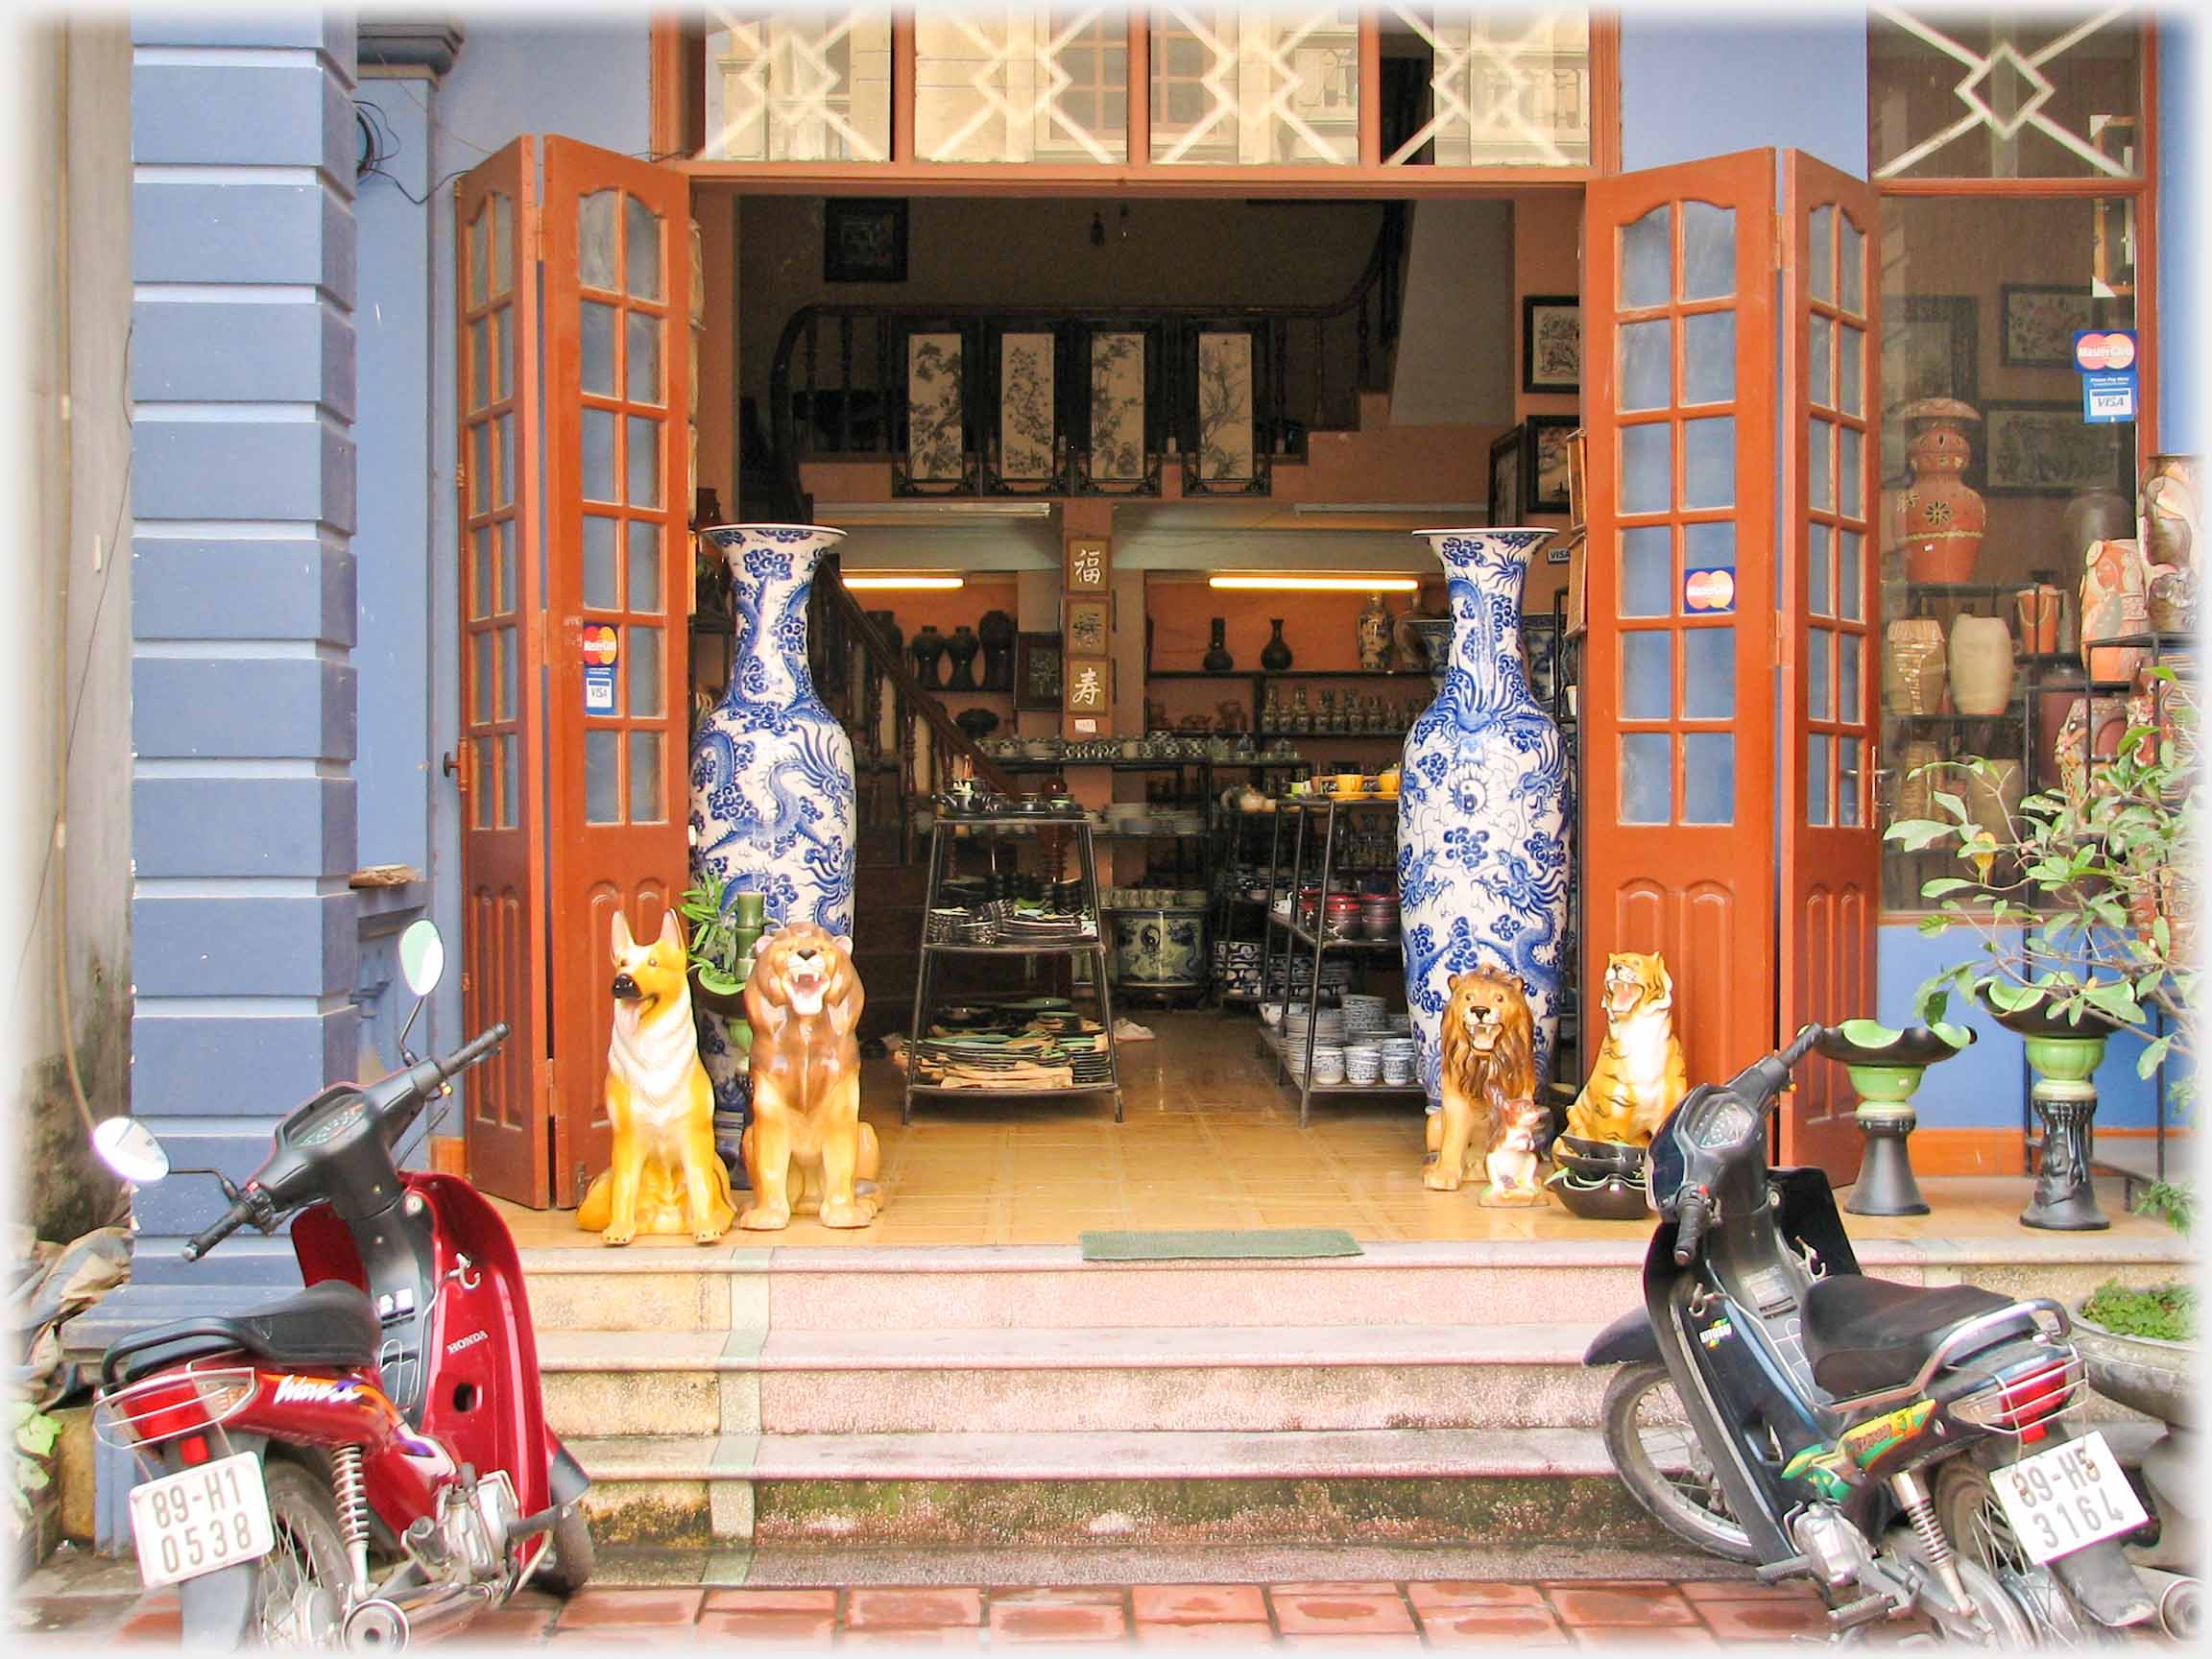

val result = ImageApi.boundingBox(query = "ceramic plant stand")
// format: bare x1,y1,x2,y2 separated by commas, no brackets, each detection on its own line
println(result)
1399,527,1569,1096
690,524,858,1122
1814,1020,1975,1217
1979,987,2123,1231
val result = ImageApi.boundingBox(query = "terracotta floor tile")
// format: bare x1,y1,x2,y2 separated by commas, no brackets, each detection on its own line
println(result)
836,1626,987,1647
461,1605,562,1640
991,1586,1128,1605
1133,1585,1270,1624
1267,1582,1403,1597
1268,1593,1416,1637
1566,1627,1718,1647
555,1589,707,1628
696,1610,838,1643
1407,1582,1549,1612
1277,1637,1423,1649
705,1588,840,1614
550,1628,709,1647
1547,1587,1701,1627
988,1602,1131,1643
1693,1599,1833,1640
1418,1607,1572,1646
1134,1621,1279,1647
844,1587,986,1629
1674,1579,1822,1603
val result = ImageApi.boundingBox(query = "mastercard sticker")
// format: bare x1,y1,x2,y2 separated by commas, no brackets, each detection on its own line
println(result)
582,624,619,712
1684,566,1737,614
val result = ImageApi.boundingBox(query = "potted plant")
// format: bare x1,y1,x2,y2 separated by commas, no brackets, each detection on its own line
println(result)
676,868,757,1019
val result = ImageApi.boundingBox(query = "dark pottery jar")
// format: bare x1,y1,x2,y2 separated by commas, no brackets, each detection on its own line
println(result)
910,625,948,688
1203,617,1235,672
977,608,1018,689
1260,618,1293,672
946,625,981,691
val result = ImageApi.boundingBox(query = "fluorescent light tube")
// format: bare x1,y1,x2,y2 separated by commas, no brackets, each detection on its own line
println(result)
841,573,968,590
1208,575,1422,592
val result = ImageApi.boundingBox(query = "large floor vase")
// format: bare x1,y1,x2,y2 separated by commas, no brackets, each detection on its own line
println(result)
1397,528,1570,1102
689,524,858,1118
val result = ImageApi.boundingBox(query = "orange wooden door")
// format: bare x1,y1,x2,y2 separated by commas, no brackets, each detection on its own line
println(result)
454,141,553,1205
1582,150,1780,1094
540,139,695,1205
1776,153,1883,1174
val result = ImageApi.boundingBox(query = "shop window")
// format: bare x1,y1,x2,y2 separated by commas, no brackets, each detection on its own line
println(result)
915,8,1128,163
1149,6,1358,165
1379,5,1590,167
701,7,893,162
1870,5,2143,180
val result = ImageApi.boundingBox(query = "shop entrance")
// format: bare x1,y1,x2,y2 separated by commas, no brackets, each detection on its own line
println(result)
451,138,1880,1222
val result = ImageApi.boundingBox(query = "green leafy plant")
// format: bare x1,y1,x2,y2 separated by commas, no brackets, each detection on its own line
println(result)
9,1400,61,1536
676,869,747,998
1883,669,2197,1094
2080,1279,2194,1342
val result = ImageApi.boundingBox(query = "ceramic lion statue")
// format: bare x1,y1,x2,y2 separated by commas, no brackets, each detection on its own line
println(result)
1425,968,1539,1193
739,923,880,1230
1563,950,1689,1149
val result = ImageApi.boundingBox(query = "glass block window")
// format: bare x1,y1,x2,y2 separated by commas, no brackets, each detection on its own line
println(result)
916,8,1129,162
701,7,894,162
1149,5,1359,165
1869,5,2143,180
1381,6,1591,166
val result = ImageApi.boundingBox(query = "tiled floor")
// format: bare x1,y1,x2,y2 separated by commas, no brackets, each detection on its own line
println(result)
21,1575,1858,1647
494,1010,2166,1250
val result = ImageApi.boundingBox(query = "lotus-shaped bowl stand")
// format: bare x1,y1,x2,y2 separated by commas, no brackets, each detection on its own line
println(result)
1813,1020,1975,1217
1977,987,2124,1232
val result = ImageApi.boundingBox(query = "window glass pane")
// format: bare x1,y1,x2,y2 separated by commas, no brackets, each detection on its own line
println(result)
1807,733,1832,826
700,12,893,162
627,312,663,405
1809,312,1833,409
584,517,618,610
496,519,516,615
582,408,616,500
1684,733,1734,824
1622,204,1671,310
467,205,488,307
581,301,617,397
1148,15,1358,164
1621,525,1671,617
472,631,493,725
579,190,618,289
492,196,512,297
470,421,490,515
629,731,663,823
628,625,663,718
499,625,518,721
1685,519,1736,578
472,737,494,829
1682,312,1734,405
471,526,493,620
1622,733,1672,825
1838,321,1864,417
628,520,664,614
917,12,1131,163
1809,416,1832,512
469,320,489,413
1839,530,1864,622
1809,626,1833,720
1683,417,1734,509
1869,10,2142,180
1840,216,1865,315
1380,11,1590,166
1681,202,1735,301
626,416,662,507
1684,627,1734,719
625,195,662,301
1809,521,1832,617
585,730,621,824
1839,735,1863,827
495,414,515,509
1622,423,1671,515
1839,633,1863,725
496,306,513,400
1620,318,1671,412
1623,631,1671,720
1838,426,1863,518
1809,204,1835,303
497,733,519,830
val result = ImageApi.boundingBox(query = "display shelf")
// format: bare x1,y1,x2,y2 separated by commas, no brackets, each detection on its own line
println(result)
993,756,1308,772
1253,729,1409,742
1268,912,1403,953
922,940,1102,954
1255,1026,1427,1095
1147,668,1433,682
903,1081,1120,1098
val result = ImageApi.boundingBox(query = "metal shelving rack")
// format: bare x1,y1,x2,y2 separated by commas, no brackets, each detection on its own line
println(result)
1255,796,1424,1127
903,813,1123,1123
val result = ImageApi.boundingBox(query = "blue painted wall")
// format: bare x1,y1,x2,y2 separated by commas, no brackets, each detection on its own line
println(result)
2158,10,2200,450
1620,11,1868,177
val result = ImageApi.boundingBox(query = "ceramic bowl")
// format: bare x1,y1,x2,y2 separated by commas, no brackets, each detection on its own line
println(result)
1550,1169,1650,1222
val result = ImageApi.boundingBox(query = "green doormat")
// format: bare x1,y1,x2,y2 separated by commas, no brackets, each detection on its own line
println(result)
1078,1227,1362,1262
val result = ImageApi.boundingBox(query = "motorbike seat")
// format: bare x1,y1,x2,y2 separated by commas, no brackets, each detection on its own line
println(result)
1801,1274,2027,1401
103,1281,382,1390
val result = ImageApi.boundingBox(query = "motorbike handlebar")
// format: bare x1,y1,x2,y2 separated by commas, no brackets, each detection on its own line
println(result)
436,1023,510,1081
182,1197,256,1262
1671,1188,1712,1266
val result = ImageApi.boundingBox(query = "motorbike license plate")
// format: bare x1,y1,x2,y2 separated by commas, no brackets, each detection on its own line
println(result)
128,1452,275,1589
1988,1431,2148,1566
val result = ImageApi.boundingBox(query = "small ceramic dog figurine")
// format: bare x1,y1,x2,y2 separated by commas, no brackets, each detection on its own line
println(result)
1564,951,1690,1149
1483,1095,1551,1207
578,911,735,1245
740,924,880,1230
1425,967,1538,1192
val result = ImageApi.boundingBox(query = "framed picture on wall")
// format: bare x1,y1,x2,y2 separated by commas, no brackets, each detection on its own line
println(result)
1982,400,2131,496
1065,597,1110,658
1488,427,1523,526
824,198,909,283
1522,295,1581,394
1999,283,2093,368
1015,633,1065,709
1524,415,1577,515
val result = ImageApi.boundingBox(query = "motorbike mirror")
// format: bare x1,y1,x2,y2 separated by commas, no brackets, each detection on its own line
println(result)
93,1118,171,1185
398,920,445,998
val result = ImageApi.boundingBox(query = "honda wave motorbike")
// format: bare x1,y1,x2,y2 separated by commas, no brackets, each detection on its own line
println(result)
1586,1024,2158,1644
90,922,592,1648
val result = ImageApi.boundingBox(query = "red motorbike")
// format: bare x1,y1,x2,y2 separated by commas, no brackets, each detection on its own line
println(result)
91,924,591,1647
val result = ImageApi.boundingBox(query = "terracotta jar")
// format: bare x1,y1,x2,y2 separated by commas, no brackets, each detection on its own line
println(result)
2080,538,2150,684
1883,618,1947,716
2148,565,2198,634
2012,584,2063,654
2061,488,2133,564
1891,738,1944,824
1894,398,1986,584
1948,613,2015,716
1962,756,2025,846
2140,454,2199,569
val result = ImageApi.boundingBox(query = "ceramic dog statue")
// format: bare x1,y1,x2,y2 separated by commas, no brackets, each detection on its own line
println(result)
578,911,736,1245
1424,967,1537,1192
1563,951,1690,1149
740,924,880,1230
1484,1095,1551,1207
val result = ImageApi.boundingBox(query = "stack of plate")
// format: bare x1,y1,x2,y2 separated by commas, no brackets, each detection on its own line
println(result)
1282,1006,1346,1052
1000,909,1094,943
1341,993,1388,1036
926,906,998,945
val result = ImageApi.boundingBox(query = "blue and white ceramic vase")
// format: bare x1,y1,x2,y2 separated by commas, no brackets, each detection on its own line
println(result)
689,524,857,1118
1397,528,1569,1102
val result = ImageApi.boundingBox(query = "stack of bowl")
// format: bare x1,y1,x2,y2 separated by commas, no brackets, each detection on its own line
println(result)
1359,893,1400,943
1341,993,1388,1037
1309,1045,1346,1085
1342,1044,1382,1086
1323,894,1364,940
1380,1036,1419,1087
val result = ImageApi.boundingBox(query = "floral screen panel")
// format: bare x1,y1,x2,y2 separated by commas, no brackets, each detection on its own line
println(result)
1382,5,1591,166
915,8,1129,163
1192,330,1258,485
1868,5,2141,180
997,331,1060,487
1150,5,1358,165
1086,329,1148,489
904,331,970,491
701,6,893,162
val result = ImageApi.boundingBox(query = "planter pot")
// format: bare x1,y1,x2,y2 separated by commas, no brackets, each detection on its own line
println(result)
690,524,858,1118
2071,1304,2198,1429
1895,398,1986,584
1948,613,2014,715
1399,527,1568,1098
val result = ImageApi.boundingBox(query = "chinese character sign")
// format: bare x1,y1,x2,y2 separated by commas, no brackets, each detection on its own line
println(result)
1064,656,1110,715
1066,538,1108,591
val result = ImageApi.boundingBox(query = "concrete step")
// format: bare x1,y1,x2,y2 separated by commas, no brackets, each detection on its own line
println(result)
565,1426,1669,1550
539,1321,1609,1439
